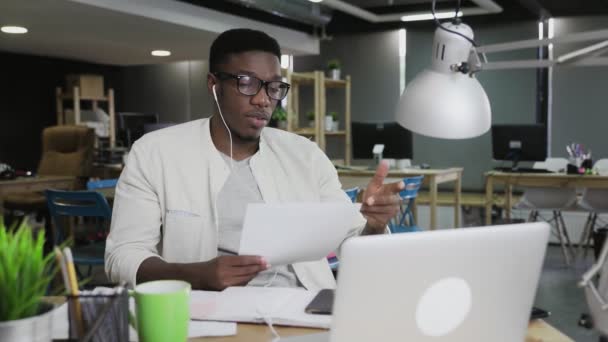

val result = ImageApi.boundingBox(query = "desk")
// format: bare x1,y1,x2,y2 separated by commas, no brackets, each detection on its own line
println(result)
43,297,572,342
338,168,463,230
484,171,608,225
192,320,573,342
0,176,76,213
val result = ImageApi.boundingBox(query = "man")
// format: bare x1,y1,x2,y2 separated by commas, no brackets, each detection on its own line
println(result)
105,29,404,291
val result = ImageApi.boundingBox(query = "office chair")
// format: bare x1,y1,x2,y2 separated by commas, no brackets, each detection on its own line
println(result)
581,238,608,339
577,159,608,259
45,189,112,278
389,175,424,233
515,158,577,265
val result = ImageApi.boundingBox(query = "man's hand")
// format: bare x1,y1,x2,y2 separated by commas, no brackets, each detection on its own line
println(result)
198,255,269,290
360,160,405,235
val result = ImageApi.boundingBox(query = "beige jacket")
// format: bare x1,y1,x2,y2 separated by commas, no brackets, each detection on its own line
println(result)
105,118,366,290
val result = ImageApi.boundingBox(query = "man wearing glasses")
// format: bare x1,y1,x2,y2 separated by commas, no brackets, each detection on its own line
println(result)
106,29,404,290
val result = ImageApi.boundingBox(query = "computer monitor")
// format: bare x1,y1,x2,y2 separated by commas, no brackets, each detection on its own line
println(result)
116,112,159,148
491,124,547,169
352,122,412,159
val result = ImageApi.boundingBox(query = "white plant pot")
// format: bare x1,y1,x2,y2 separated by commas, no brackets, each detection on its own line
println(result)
325,116,333,131
329,69,341,80
333,120,340,132
278,121,287,130
308,120,315,128
0,303,55,342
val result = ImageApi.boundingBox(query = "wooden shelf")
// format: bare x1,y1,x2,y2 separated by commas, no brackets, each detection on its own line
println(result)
293,128,316,136
325,79,348,88
324,130,347,136
284,70,351,165
60,94,108,101
56,86,116,148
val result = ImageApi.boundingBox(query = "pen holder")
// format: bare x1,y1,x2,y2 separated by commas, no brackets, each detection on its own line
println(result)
67,290,129,342
567,164,581,175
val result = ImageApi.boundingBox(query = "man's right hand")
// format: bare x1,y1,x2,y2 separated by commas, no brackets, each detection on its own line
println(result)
198,255,269,290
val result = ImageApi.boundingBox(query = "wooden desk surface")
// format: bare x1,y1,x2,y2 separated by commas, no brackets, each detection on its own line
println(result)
0,175,76,193
197,320,573,342
45,297,572,342
485,171,608,188
338,167,463,177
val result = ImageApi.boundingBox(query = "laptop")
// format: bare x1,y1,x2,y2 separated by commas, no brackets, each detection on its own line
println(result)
283,222,550,342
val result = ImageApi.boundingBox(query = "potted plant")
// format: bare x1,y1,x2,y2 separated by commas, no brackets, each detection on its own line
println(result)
306,111,315,128
272,106,288,130
328,111,339,132
327,59,341,80
0,219,58,342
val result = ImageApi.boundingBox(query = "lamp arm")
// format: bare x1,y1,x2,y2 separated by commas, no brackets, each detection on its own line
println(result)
464,38,608,72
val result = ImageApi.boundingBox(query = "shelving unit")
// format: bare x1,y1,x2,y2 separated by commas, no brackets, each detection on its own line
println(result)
284,70,352,165
55,86,116,148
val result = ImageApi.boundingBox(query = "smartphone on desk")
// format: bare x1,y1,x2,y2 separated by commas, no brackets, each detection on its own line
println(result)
305,289,335,315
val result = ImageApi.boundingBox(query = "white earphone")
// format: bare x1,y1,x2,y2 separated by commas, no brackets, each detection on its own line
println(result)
212,84,234,169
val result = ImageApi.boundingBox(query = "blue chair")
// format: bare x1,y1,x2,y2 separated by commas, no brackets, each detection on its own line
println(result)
344,187,360,203
328,187,361,271
389,175,424,234
86,178,118,190
45,189,112,278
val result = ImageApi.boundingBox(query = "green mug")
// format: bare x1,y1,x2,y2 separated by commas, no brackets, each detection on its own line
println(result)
129,280,191,342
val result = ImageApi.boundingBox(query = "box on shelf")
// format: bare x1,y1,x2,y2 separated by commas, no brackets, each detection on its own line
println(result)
65,74,104,98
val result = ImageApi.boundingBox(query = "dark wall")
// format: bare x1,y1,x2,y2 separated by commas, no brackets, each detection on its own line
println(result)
0,51,123,170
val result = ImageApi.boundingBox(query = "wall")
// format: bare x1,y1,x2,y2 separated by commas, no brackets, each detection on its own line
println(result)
294,30,405,161
0,51,123,170
119,60,213,123
551,16,608,163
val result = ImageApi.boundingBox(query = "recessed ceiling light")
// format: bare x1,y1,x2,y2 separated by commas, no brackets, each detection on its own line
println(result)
308,0,323,3
151,50,171,57
1,26,28,34
401,11,463,22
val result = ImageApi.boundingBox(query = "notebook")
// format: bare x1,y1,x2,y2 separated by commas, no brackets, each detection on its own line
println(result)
190,287,331,329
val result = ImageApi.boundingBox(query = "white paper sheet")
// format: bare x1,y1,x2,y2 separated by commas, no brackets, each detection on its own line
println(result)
190,287,331,329
239,202,361,265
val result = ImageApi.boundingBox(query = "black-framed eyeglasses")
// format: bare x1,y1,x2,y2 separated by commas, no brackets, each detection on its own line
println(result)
213,71,290,101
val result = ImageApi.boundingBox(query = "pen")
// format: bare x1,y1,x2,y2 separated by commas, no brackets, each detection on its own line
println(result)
64,247,84,337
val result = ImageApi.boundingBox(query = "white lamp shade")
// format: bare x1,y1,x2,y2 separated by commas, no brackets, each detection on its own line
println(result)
396,69,491,139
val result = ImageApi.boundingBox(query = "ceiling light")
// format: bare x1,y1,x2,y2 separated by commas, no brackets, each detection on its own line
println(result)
401,11,462,22
1,26,28,34
151,50,171,57
308,0,323,3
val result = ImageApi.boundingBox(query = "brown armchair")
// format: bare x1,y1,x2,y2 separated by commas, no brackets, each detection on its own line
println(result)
3,125,95,214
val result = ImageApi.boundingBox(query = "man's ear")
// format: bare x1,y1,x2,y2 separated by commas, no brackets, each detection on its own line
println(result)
207,73,217,95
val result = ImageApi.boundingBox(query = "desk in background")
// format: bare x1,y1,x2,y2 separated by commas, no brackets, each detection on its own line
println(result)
484,171,608,225
0,176,76,213
338,167,463,230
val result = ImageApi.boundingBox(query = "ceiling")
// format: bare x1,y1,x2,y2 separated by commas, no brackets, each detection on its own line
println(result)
1,0,607,66
0,0,319,66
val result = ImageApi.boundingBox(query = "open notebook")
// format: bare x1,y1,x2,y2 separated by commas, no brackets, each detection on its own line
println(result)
190,287,331,329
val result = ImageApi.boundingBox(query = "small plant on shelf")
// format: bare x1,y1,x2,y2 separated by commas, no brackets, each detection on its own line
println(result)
306,110,315,128
272,106,288,129
327,59,342,80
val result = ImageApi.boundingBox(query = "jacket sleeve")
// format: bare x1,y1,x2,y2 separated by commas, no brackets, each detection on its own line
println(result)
312,148,368,240
105,140,163,287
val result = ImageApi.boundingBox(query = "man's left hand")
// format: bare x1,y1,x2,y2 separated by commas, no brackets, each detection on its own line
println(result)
360,160,404,235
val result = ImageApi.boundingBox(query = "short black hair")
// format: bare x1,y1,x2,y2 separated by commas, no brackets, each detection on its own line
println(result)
209,28,281,73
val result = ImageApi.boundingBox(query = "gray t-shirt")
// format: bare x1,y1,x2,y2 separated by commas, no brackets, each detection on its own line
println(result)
216,153,299,288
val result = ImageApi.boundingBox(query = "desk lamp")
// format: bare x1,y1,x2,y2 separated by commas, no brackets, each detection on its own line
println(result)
396,0,608,139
